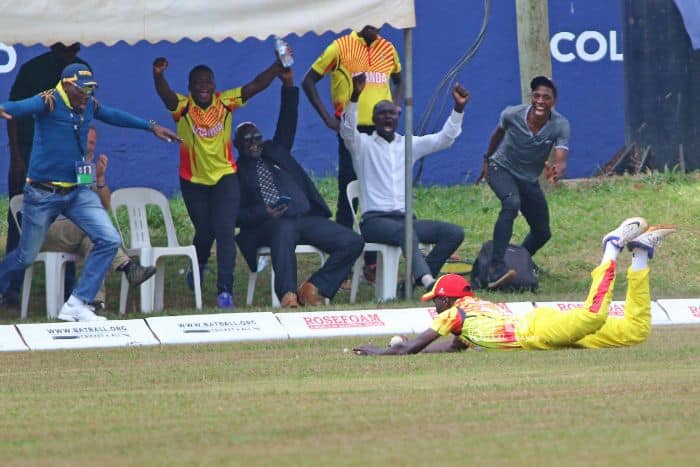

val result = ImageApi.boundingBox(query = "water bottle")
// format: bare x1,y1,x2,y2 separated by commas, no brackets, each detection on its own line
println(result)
274,36,294,68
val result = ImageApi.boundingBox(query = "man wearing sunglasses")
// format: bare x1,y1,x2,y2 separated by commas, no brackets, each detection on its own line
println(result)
0,63,180,321
235,67,364,307
353,217,676,355
3,42,88,309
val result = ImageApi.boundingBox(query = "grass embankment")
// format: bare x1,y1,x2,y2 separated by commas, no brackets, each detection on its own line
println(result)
0,172,698,321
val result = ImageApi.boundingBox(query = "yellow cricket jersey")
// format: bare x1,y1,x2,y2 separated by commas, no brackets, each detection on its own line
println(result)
431,297,522,349
172,88,245,185
311,31,401,126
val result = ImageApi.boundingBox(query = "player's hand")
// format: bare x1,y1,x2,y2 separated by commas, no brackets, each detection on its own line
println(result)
545,161,559,184
278,66,294,86
452,83,470,112
153,57,169,75
350,73,366,101
0,106,13,120
152,124,183,143
324,115,340,132
266,204,288,218
352,344,384,356
475,159,489,184
95,154,108,179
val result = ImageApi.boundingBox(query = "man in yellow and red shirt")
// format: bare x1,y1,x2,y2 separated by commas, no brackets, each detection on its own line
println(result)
302,26,402,280
153,56,284,308
353,218,676,355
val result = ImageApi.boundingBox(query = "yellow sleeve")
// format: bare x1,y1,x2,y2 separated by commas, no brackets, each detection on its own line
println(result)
311,41,340,76
171,93,190,121
220,87,245,110
430,307,464,336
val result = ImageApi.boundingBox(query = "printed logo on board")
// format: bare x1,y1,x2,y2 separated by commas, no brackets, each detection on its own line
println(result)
550,30,623,63
303,313,384,329
177,319,261,333
47,324,131,340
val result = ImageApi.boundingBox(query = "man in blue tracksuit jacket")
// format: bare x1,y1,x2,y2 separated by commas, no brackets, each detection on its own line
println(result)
0,63,180,321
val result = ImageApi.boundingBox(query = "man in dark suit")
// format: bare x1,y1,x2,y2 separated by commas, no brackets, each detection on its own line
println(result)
235,68,364,307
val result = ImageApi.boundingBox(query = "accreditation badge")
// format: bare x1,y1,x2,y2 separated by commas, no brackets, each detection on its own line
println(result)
75,160,96,185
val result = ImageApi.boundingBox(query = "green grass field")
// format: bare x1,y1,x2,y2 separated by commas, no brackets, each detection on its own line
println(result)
0,326,698,466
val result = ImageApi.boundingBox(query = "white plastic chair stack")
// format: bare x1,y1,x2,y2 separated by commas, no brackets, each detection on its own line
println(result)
111,187,202,314
345,181,403,302
9,195,80,319
246,246,327,307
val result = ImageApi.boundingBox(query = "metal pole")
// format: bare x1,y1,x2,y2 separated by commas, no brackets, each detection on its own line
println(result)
403,28,414,299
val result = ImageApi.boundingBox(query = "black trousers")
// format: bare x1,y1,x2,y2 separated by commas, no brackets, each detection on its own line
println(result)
180,173,240,294
255,215,364,300
486,162,552,271
360,211,464,283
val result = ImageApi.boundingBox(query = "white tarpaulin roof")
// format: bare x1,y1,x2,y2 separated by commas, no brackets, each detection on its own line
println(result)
0,0,416,46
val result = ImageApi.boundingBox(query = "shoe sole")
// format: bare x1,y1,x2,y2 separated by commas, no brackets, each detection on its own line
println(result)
603,217,648,248
487,269,517,289
128,268,157,287
57,313,78,322
627,225,677,252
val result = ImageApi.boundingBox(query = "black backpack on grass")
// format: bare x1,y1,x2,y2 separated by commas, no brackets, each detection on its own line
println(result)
470,240,539,291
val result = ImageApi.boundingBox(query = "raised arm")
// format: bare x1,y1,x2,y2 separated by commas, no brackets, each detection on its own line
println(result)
272,67,298,151
338,74,366,156
390,71,404,106
152,57,178,111
411,83,468,162
94,103,181,143
240,61,284,103
302,69,339,131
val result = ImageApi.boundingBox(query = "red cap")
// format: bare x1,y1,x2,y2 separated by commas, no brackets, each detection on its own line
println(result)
420,274,473,301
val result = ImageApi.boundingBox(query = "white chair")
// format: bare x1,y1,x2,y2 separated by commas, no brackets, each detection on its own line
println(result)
246,245,327,307
9,195,80,319
346,181,403,302
111,187,202,314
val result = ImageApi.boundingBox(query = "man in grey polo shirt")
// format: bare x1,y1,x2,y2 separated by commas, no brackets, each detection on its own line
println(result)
481,75,570,288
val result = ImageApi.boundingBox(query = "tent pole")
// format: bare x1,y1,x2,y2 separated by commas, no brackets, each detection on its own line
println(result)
403,27,414,299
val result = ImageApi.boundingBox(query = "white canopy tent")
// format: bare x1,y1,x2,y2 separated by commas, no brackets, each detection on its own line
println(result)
0,0,414,45
0,0,420,297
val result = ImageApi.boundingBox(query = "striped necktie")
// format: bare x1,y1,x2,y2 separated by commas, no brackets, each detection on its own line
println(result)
256,158,279,205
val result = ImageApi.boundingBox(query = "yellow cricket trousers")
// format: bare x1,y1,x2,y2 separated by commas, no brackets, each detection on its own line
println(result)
515,261,651,350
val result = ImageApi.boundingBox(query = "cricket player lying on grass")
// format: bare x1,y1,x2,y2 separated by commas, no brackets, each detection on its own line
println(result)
353,217,676,355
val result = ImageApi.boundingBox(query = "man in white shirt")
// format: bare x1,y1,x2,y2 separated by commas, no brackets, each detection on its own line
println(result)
340,74,469,291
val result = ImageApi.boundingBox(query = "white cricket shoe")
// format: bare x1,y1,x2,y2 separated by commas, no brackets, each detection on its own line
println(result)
58,301,107,322
627,224,677,259
602,217,648,249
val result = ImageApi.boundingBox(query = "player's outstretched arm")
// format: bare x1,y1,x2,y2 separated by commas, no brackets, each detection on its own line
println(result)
353,329,442,356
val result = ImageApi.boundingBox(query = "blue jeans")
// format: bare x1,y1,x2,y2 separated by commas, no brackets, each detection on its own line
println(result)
486,162,552,271
0,184,121,302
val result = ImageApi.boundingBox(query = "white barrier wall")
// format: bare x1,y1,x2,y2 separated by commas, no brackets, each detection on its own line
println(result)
276,309,416,338
656,299,700,324
0,325,28,352
145,313,288,345
17,320,158,351
0,300,696,352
